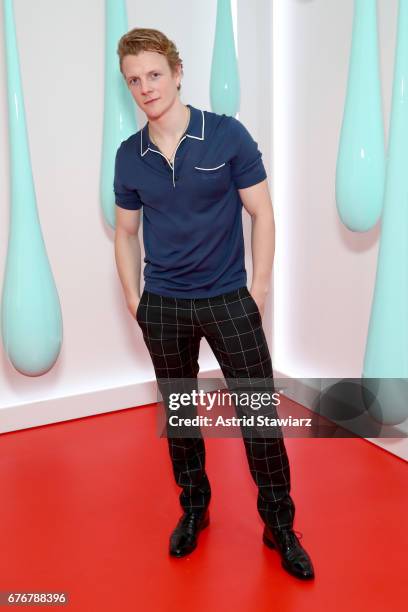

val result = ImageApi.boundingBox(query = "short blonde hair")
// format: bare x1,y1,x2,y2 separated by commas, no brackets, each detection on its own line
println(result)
117,27,183,90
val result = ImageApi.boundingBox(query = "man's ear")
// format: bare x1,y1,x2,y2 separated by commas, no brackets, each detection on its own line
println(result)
176,62,183,87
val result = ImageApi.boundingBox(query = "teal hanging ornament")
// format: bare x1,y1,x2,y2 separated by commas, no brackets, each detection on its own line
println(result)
362,0,408,425
336,0,385,232
1,0,63,376
101,0,137,229
210,0,240,116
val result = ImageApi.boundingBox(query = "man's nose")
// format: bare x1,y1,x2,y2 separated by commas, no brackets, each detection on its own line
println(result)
140,80,153,95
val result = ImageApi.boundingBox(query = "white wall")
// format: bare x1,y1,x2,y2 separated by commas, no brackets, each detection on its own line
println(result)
0,0,272,430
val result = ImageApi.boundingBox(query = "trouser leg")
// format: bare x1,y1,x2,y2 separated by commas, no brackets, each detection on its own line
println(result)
196,286,296,529
136,290,211,512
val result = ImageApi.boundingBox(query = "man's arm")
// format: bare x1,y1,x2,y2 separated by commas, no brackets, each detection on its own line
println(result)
114,206,142,318
239,178,275,318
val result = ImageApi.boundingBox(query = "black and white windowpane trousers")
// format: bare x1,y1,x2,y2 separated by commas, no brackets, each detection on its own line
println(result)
136,285,295,529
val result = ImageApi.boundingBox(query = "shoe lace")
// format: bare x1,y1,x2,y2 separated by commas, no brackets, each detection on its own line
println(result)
281,529,303,549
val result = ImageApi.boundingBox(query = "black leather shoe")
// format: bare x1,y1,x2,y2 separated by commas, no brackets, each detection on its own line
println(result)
263,525,315,580
169,509,210,557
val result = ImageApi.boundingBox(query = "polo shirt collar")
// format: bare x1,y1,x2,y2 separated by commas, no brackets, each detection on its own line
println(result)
140,104,205,157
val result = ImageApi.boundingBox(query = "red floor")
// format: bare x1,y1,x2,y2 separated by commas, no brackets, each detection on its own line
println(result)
0,398,407,612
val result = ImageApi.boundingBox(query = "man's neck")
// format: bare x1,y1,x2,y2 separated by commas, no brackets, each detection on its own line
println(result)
148,100,190,143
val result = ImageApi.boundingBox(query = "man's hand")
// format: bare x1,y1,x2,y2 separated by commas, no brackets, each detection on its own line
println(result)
249,286,266,320
127,295,140,319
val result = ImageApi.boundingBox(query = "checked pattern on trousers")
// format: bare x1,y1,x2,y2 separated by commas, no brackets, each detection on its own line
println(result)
136,285,296,530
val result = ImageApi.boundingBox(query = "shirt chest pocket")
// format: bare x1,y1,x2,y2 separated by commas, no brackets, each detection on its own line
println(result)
192,162,230,198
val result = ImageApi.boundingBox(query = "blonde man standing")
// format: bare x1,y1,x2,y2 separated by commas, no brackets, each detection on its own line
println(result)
114,27,314,580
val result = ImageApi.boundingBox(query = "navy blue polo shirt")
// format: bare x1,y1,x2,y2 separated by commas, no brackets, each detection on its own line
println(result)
113,104,267,298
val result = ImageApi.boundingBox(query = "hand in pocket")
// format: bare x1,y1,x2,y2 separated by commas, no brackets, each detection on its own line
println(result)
128,297,140,319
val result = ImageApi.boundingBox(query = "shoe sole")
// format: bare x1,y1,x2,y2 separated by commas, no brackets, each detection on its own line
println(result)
169,515,210,558
263,533,315,580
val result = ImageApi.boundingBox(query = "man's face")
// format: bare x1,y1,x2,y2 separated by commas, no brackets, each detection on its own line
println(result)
121,50,181,119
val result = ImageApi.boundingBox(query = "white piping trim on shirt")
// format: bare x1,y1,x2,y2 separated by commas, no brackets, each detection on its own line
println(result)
139,108,206,186
140,109,205,157
186,110,205,141
144,135,188,187
194,162,226,171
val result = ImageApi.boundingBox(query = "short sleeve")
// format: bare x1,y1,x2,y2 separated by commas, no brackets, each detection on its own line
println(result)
113,143,143,210
229,117,267,189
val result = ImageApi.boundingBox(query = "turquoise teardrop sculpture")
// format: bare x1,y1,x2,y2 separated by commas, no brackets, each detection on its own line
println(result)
362,0,408,425
101,0,137,229
1,0,63,376
210,0,240,116
336,0,385,232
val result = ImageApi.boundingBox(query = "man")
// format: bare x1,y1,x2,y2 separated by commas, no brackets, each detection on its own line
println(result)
113,27,314,580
